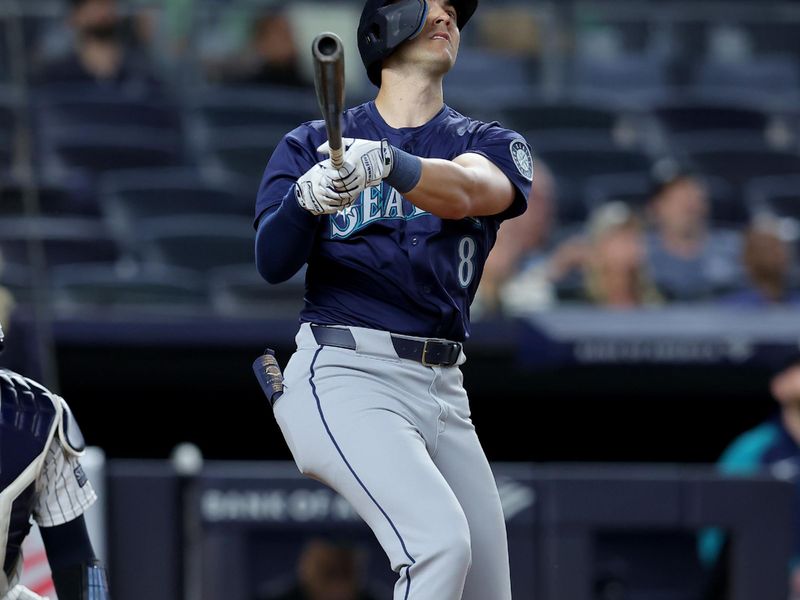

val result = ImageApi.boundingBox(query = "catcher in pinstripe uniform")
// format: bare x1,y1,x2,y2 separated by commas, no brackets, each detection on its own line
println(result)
0,324,110,600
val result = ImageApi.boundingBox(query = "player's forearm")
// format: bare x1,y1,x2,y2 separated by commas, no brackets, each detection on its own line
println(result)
397,152,516,220
41,516,111,600
255,191,320,284
403,158,479,220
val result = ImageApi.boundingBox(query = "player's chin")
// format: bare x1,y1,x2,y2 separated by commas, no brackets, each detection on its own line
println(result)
426,50,457,74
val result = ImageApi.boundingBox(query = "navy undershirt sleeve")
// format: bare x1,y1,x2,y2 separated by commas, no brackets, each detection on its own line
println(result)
255,188,320,284
40,515,96,571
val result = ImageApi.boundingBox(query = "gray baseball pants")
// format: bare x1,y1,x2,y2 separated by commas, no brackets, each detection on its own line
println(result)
273,323,512,600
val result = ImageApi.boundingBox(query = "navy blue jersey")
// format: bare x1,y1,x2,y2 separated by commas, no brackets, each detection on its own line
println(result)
255,101,532,341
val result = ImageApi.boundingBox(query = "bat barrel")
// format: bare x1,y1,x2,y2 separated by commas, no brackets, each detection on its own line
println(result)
312,32,345,169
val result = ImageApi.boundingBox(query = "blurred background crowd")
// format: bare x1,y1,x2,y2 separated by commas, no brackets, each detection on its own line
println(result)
2,0,800,599
0,0,799,329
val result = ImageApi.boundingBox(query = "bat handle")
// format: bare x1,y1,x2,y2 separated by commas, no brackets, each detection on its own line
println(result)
329,146,345,170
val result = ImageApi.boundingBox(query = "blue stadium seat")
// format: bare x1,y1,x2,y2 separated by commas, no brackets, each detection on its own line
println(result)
35,90,183,133
443,49,536,115
43,128,184,175
694,56,800,99
209,264,304,317
536,140,654,223
570,54,669,103
446,48,533,85
0,262,32,303
101,168,253,246
0,217,123,269
654,101,770,137
0,173,98,217
202,126,283,190
138,216,254,274
683,138,800,188
584,172,653,211
502,102,627,145
746,175,800,220
0,90,20,171
191,86,318,130
584,172,743,225
51,263,208,313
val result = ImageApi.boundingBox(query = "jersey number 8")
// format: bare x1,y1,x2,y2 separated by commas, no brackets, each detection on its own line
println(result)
458,236,477,288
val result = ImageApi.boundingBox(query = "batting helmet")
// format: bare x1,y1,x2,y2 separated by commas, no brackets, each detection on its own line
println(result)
358,0,479,87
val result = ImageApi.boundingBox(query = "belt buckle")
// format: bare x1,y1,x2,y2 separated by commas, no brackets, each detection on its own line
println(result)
421,340,437,367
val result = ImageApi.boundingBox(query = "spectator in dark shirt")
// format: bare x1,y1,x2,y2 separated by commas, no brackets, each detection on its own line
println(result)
721,219,800,307
37,0,162,94
645,171,742,301
700,356,800,598
257,539,379,600
221,11,308,88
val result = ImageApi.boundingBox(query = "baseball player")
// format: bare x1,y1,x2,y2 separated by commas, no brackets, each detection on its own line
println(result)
254,1,532,598
0,324,110,600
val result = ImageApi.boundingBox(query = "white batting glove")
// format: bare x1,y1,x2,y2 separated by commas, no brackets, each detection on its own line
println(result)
295,161,357,215
317,138,394,202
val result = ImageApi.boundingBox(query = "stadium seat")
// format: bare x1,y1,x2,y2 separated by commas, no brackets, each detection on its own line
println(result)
694,56,800,99
101,168,253,245
0,262,32,303
0,90,20,171
446,49,534,90
746,175,800,220
191,86,318,130
683,138,800,188
536,141,653,223
443,49,537,115
502,102,621,135
43,127,184,175
35,90,183,133
0,173,98,218
570,54,669,102
654,101,770,136
585,171,744,224
138,216,255,274
51,263,208,314
202,127,283,189
0,217,123,269
209,264,304,317
584,173,653,211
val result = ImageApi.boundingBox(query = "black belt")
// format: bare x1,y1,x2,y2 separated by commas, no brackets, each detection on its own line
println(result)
310,325,462,367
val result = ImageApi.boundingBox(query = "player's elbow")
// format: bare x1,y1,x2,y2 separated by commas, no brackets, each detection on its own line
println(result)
439,170,482,220
256,257,291,285
437,193,473,220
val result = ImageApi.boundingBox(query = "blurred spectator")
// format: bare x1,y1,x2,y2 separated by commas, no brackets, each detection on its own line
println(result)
215,10,308,88
499,202,660,312
700,356,800,598
582,202,660,308
36,0,162,94
721,219,800,307
476,162,555,315
645,171,742,301
257,538,378,600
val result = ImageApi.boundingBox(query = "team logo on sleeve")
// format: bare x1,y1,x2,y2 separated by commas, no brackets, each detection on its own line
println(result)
74,464,88,488
509,140,533,182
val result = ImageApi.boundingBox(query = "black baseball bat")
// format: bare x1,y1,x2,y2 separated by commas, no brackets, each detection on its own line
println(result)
312,32,346,169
